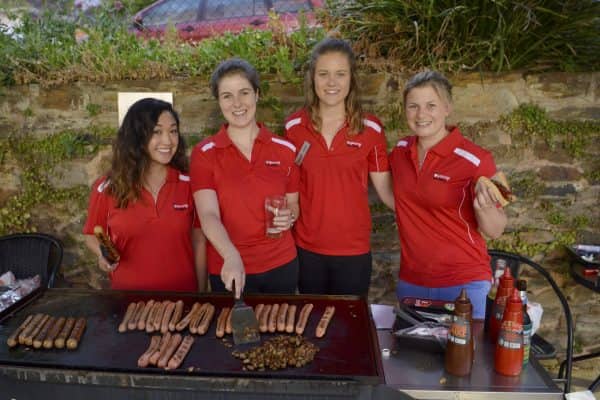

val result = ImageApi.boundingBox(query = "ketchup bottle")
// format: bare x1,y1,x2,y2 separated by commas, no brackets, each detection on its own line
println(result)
494,288,524,376
489,267,514,343
444,288,474,376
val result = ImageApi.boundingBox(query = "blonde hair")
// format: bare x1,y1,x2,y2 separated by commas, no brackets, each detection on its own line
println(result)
304,38,363,135
403,70,453,106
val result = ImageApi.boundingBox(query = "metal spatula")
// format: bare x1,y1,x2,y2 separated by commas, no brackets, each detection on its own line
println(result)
230,282,260,345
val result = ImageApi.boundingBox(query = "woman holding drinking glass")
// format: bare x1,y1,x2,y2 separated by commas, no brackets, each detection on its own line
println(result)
190,58,299,298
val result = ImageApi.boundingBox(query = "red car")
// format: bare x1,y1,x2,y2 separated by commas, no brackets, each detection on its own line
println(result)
133,0,323,42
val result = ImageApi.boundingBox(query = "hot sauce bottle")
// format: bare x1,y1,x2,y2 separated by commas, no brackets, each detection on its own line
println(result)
444,289,474,376
489,268,514,343
494,288,524,376
517,279,533,365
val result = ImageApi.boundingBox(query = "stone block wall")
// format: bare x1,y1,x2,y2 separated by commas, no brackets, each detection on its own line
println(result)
0,71,598,357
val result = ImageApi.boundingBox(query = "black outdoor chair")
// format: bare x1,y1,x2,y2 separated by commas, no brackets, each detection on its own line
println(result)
489,249,574,394
0,233,63,288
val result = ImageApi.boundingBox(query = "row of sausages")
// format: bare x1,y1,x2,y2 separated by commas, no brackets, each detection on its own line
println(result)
119,300,336,339
118,300,215,335
7,314,86,350
137,332,194,370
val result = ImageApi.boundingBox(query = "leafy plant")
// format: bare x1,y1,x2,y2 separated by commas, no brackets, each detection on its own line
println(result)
0,5,324,87
322,0,600,73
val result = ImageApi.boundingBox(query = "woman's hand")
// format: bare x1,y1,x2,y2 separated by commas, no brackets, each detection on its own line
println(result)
221,250,245,298
271,207,295,232
97,254,118,273
473,178,507,239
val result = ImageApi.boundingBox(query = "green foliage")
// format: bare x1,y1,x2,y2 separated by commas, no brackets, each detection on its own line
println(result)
489,229,576,258
0,6,324,87
500,104,600,157
510,170,544,199
86,103,101,117
546,211,566,226
0,126,113,234
323,0,600,72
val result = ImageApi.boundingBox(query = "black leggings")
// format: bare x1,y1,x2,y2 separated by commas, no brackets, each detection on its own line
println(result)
297,247,372,297
209,257,298,295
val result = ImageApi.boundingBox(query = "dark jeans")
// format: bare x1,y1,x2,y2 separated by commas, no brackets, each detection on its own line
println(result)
209,257,298,295
297,247,372,297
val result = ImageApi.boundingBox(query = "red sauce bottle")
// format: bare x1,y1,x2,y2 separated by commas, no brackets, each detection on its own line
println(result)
494,288,524,376
489,267,514,343
444,288,474,376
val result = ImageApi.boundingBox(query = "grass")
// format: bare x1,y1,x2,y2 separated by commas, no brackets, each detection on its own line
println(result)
0,4,325,87
322,0,600,73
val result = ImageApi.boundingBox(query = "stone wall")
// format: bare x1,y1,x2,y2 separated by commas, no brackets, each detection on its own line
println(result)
0,72,599,361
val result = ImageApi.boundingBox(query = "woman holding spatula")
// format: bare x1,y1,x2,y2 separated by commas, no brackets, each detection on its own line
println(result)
190,59,300,298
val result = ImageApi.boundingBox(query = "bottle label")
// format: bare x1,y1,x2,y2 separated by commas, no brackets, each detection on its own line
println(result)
493,296,507,321
448,316,471,346
523,324,532,363
498,320,523,349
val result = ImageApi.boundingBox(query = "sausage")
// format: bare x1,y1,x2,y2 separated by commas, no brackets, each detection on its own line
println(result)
19,313,44,345
149,332,171,366
7,315,33,348
128,301,146,331
176,302,201,332
268,303,279,333
119,302,136,333
43,316,66,349
254,304,265,324
166,335,194,370
93,225,120,264
168,300,184,331
157,333,182,369
216,307,229,338
137,300,155,331
259,304,272,333
276,303,289,332
225,307,233,335
33,316,55,348
295,303,313,335
160,301,175,334
66,317,86,350
285,305,296,333
25,314,49,346
137,335,161,368
55,317,76,349
190,303,209,334
146,301,162,333
315,306,336,338
197,304,215,335
153,301,167,331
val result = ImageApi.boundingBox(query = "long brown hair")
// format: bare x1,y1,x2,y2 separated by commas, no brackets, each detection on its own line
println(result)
304,37,363,135
107,98,187,208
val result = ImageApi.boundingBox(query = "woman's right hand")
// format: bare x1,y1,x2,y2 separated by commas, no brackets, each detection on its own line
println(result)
221,250,245,299
97,254,118,273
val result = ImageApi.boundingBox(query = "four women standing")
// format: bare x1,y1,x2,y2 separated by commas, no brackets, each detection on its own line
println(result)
84,39,506,315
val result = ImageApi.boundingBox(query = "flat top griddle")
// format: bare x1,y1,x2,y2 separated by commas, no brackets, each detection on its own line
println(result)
0,289,383,384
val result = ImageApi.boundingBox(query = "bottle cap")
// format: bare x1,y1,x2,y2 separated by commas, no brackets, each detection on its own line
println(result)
505,288,523,313
516,279,527,291
454,288,472,314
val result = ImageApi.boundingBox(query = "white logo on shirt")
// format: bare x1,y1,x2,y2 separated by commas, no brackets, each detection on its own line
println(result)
433,173,450,181
346,140,362,148
265,160,281,166
173,204,189,210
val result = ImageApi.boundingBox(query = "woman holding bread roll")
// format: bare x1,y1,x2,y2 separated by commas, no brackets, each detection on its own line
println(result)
83,98,206,291
389,71,508,319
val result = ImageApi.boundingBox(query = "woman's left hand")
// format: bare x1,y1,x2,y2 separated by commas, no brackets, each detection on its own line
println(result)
272,208,295,232
473,179,499,212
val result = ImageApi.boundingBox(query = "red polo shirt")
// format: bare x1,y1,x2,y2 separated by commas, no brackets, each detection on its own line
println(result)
389,126,495,287
83,167,199,291
284,109,390,255
189,123,299,275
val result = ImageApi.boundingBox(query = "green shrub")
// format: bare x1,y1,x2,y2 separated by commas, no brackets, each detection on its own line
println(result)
0,5,324,87
322,0,600,72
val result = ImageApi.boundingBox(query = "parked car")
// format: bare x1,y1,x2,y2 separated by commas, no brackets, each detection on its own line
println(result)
133,0,323,42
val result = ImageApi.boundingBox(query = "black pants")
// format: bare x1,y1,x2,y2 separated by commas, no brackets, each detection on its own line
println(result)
297,247,372,297
209,257,298,295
